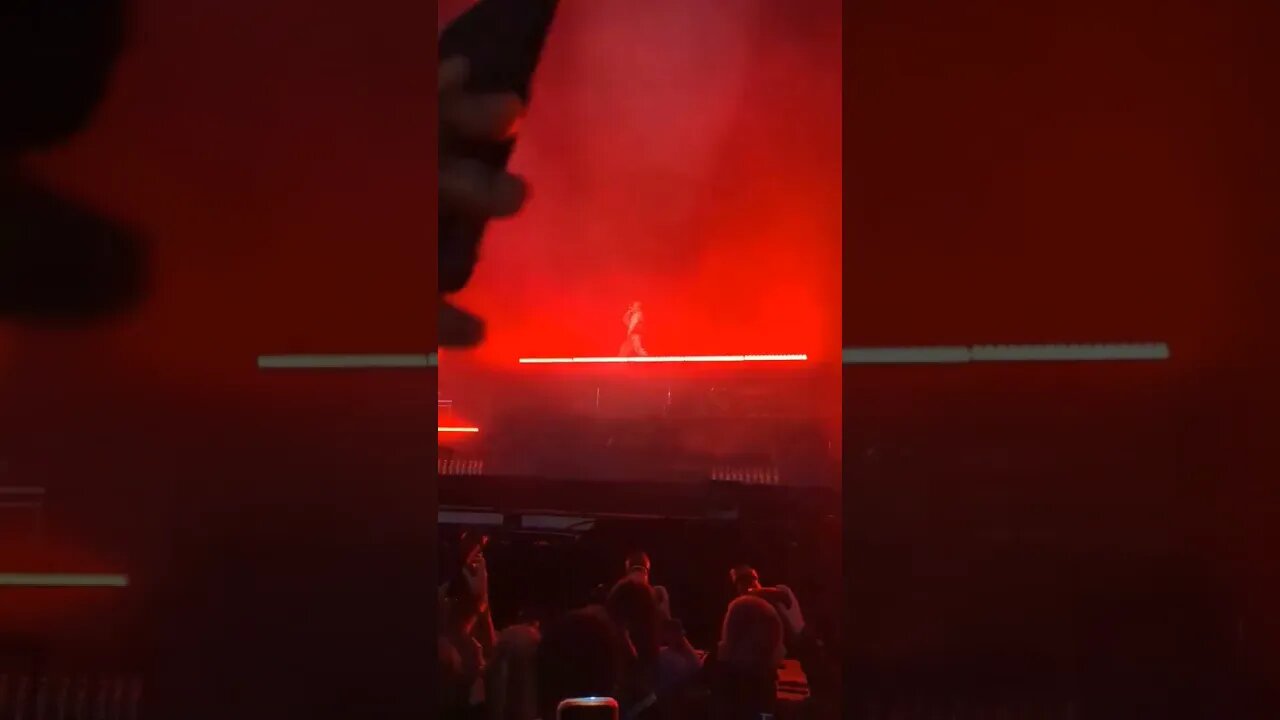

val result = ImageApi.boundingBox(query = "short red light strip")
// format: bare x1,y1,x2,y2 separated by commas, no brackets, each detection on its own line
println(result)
438,426,480,433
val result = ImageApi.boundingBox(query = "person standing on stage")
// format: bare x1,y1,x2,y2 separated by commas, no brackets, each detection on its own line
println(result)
619,301,649,357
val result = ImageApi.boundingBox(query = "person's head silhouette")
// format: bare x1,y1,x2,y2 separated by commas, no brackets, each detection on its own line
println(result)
1,0,127,155
1,0,144,323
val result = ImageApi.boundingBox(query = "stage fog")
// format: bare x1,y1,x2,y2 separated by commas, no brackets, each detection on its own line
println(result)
438,0,842,487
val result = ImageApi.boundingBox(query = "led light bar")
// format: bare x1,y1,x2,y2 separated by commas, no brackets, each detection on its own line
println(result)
843,343,1169,365
438,426,480,433
842,347,970,365
257,353,437,369
971,343,1170,362
518,354,807,364
439,458,485,475
0,573,129,588
0,486,46,496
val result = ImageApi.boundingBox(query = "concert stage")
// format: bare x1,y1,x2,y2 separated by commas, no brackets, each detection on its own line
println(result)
438,354,840,488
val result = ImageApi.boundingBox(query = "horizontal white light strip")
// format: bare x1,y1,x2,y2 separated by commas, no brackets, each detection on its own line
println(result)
438,426,479,433
521,515,596,531
971,343,1170,362
843,343,1169,365
259,346,1164,367
0,486,46,496
843,347,970,365
434,513,597,532
257,353,437,369
0,573,129,588
438,510,504,526
518,354,807,365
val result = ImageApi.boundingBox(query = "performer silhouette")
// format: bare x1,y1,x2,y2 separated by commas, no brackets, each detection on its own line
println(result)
619,301,648,357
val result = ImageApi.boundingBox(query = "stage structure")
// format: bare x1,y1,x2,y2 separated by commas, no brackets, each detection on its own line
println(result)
438,354,840,487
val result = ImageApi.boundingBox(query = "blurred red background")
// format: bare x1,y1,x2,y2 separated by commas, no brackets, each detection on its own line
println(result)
0,0,437,706
1,0,437,524
846,1,1260,362
845,0,1280,701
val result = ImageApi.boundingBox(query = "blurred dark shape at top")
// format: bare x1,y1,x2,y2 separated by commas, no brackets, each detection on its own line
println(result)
437,0,559,347
0,0,146,324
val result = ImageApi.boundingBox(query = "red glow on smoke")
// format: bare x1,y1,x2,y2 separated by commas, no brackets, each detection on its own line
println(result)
440,0,843,365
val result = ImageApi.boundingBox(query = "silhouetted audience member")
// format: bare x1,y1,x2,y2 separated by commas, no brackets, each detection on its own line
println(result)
605,578,663,713
624,551,674,619
485,623,541,720
442,546,499,715
591,551,673,623
439,537,832,720
620,554,702,704
607,574,711,719
731,564,834,710
703,595,785,720
536,607,622,720
624,551,652,581
438,54,527,347
730,565,806,646
1,0,145,321
441,634,472,716
653,602,705,718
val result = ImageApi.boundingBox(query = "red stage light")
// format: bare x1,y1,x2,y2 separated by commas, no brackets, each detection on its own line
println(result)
517,354,807,365
438,426,480,433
